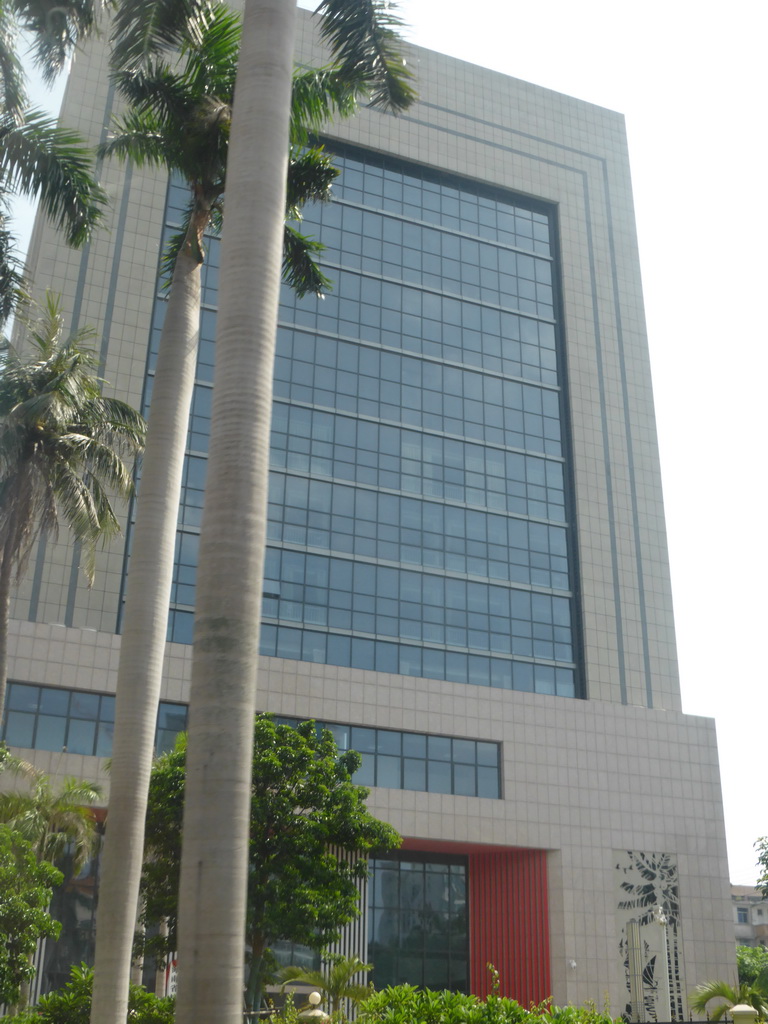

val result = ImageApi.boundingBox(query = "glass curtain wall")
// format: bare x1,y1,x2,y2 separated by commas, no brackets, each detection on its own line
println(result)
140,146,580,697
368,853,468,991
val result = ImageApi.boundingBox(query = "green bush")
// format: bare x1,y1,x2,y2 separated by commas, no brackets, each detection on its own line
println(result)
354,985,618,1024
4,964,175,1024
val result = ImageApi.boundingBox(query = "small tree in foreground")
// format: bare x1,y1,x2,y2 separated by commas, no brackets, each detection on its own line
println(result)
0,824,62,1007
0,294,145,720
139,716,400,1011
281,954,372,1017
0,768,101,871
690,979,768,1022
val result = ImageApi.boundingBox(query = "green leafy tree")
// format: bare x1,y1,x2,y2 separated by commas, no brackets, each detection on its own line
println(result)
690,978,768,1022
138,716,399,1013
0,823,62,1007
281,954,373,1018
0,293,145,720
0,730,101,1005
738,945,768,986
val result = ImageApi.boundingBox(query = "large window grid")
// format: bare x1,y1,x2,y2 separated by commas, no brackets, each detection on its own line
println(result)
280,718,501,799
270,406,566,520
1,682,187,758
172,542,574,660
262,625,574,694
159,613,574,696
281,273,557,383
273,328,562,456
262,549,572,659
147,151,581,697
268,473,569,588
304,204,554,316
327,151,551,257
177,410,567,531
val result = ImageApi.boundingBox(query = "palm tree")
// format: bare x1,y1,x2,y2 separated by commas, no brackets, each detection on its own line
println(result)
173,4,413,1024
281,956,373,1018
88,9,381,1024
0,293,145,721
0,768,101,871
0,1,107,328
690,979,768,1022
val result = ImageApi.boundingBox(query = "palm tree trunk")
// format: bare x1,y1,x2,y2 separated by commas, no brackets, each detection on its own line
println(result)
245,934,267,1013
174,2,296,1022
90,225,204,1024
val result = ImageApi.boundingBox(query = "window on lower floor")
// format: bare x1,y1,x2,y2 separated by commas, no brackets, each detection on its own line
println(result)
1,682,187,758
738,907,749,923
278,717,501,799
368,852,468,992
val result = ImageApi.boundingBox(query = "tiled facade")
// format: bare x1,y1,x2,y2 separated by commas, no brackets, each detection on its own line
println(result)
7,11,733,1012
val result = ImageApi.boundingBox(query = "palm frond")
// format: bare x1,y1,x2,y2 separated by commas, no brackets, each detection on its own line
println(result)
0,109,107,246
286,145,339,216
0,769,101,872
690,980,768,1022
283,224,331,300
0,6,27,120
0,211,26,329
180,3,240,94
99,112,176,170
281,956,372,1013
314,0,416,113
11,0,102,81
110,62,193,122
110,0,219,71
160,227,187,283
290,66,358,146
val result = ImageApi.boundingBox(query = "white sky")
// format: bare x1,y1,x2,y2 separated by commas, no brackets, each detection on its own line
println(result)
13,0,767,886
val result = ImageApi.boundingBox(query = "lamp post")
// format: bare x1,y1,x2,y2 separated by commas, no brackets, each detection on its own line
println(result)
653,904,670,1021
299,992,329,1023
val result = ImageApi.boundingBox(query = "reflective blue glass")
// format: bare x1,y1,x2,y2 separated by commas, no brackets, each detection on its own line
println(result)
152,152,580,697
278,716,500,799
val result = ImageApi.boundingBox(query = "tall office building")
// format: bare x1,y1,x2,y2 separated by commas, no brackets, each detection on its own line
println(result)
6,11,733,1012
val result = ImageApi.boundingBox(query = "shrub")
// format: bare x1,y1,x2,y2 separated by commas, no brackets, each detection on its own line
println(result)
4,964,174,1024
355,985,618,1024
